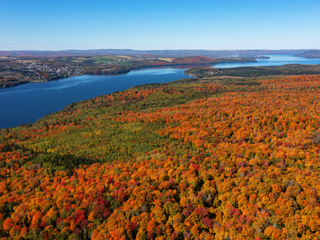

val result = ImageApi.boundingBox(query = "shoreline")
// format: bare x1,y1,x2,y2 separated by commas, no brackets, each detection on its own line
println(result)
3,62,320,129
0,59,257,89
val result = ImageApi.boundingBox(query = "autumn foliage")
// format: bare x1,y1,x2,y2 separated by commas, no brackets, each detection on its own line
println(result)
1,75,320,239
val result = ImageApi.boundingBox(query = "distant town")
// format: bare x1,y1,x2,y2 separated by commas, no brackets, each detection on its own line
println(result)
1,49,319,88
0,54,257,88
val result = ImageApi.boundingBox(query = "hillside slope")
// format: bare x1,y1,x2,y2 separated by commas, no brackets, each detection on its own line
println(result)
295,50,320,58
1,75,320,239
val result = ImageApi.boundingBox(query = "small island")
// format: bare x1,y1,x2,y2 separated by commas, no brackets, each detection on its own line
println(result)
255,56,270,59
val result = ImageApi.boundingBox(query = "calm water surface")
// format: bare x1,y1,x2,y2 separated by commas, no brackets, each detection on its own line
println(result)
0,68,189,128
213,55,320,68
2,55,320,129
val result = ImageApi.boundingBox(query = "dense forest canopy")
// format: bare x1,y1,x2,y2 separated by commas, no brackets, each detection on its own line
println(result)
1,74,320,239
184,64,320,78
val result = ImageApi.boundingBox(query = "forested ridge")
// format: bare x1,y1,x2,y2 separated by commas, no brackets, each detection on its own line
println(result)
1,74,320,239
184,64,320,78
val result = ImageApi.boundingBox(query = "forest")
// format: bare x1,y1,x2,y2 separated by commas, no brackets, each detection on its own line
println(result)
185,64,320,78
295,50,320,58
1,73,320,239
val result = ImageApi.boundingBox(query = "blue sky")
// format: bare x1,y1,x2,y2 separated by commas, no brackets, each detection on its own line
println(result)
0,0,319,51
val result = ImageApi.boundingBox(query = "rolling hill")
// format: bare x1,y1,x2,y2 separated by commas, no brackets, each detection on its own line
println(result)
1,74,320,239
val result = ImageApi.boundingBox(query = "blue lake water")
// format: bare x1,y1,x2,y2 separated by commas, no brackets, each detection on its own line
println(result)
1,54,320,129
0,68,190,128
213,55,320,68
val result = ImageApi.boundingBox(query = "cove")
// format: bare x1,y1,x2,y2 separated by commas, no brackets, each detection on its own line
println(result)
0,68,190,128
2,55,320,129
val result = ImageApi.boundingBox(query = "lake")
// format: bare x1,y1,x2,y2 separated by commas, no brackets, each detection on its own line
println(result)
213,54,320,68
1,54,320,129
0,68,190,128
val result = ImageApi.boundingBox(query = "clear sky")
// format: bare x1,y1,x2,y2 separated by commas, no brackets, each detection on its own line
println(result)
1,0,319,51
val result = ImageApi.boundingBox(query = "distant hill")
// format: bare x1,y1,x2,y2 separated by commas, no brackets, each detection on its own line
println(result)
0,49,310,58
295,50,320,58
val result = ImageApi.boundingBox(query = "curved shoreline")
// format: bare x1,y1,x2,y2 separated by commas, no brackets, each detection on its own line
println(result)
0,59,257,89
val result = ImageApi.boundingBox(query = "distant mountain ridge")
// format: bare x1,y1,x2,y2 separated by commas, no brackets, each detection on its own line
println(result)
295,50,320,58
0,49,315,58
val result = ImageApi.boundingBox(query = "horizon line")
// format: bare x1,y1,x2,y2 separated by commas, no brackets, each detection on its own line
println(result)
0,48,319,52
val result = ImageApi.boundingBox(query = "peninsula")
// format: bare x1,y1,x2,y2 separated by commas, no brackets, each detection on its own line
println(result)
0,55,256,88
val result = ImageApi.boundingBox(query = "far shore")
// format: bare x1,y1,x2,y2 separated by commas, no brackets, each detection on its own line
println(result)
0,59,257,89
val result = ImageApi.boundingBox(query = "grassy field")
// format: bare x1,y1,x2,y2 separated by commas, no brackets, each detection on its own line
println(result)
71,55,122,63
158,57,173,62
